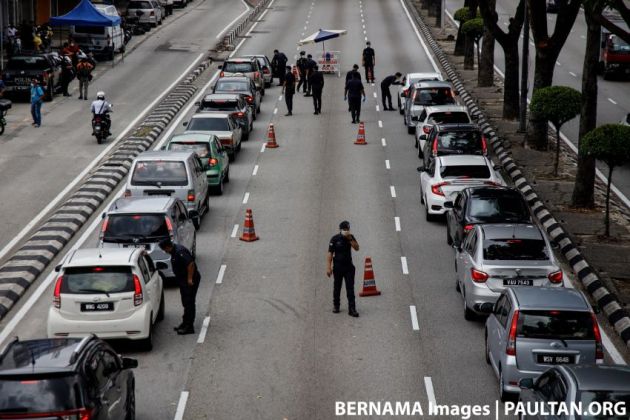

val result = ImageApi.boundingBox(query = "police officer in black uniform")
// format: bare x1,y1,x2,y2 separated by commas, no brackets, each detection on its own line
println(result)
309,64,324,114
159,239,201,335
345,64,361,83
327,221,359,317
344,72,365,124
282,65,296,116
296,51,309,94
272,49,288,86
380,72,403,111
304,54,317,96
362,41,375,83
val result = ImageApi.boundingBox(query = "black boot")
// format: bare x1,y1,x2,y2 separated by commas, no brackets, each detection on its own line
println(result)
348,309,359,317
176,325,195,335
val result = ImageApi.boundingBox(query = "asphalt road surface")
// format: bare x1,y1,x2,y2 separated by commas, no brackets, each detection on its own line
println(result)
0,0,625,419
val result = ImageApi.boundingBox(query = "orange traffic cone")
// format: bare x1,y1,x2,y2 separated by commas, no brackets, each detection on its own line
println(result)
354,121,367,145
239,209,259,242
265,123,279,148
292,65,299,79
359,257,381,297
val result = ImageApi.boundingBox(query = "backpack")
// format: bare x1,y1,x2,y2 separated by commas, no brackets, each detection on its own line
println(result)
77,62,92,78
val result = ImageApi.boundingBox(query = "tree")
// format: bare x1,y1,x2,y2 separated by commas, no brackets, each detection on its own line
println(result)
526,0,581,150
454,2,479,55
580,124,630,236
477,0,495,87
529,86,581,176
478,0,525,119
462,18,484,70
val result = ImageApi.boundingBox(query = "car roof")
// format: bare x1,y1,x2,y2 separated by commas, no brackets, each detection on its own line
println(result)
561,365,630,391
170,132,216,143
224,57,255,63
216,76,250,83
135,150,195,160
424,105,468,114
509,287,589,311
438,155,488,166
480,223,542,240
202,93,242,101
435,123,480,131
406,72,442,80
465,186,520,197
414,80,453,89
243,54,268,60
63,248,139,268
0,338,91,375
108,196,174,213
190,113,229,119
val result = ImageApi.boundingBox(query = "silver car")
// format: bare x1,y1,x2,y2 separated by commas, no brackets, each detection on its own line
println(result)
243,54,273,88
99,196,196,279
184,113,243,162
126,0,163,27
455,223,563,319
213,76,261,116
414,105,471,150
482,287,603,401
404,80,457,134
196,93,254,140
220,57,264,95
398,72,442,113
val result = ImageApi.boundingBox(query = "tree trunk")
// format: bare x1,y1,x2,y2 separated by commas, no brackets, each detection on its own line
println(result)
464,35,475,69
605,165,613,237
526,53,555,150
455,25,466,55
502,43,520,119
571,12,600,208
478,2,496,88
554,125,561,176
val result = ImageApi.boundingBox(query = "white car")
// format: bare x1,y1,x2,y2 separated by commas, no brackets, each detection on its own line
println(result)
47,248,164,351
419,155,504,221
415,105,472,150
398,72,443,114
621,113,630,126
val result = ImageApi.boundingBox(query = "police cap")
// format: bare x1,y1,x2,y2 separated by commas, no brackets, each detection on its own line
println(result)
339,221,350,230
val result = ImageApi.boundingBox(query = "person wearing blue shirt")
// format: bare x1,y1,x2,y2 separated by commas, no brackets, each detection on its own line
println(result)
30,79,44,127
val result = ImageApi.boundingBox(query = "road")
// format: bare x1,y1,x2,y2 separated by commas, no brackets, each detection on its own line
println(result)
0,0,625,419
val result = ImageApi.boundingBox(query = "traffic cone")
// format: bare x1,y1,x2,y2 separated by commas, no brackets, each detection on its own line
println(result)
359,257,381,297
265,123,279,148
239,209,259,242
354,121,367,145
292,65,299,79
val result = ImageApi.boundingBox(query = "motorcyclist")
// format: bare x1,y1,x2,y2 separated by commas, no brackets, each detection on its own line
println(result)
91,91,113,136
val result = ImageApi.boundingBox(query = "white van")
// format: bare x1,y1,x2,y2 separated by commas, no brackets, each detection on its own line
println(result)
71,4,124,60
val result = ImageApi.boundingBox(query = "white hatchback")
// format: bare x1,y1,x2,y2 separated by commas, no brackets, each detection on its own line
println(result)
47,248,164,351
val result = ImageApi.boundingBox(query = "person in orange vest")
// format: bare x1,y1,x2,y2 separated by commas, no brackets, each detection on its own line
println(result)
326,221,360,317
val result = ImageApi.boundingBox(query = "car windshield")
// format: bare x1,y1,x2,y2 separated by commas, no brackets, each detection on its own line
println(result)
468,194,530,222
61,266,134,294
414,87,455,105
436,131,483,155
200,100,240,112
215,80,249,92
7,57,49,70
128,1,152,8
187,118,229,132
483,238,548,260
168,142,210,158
578,391,630,419
224,62,255,73
517,310,594,340
104,214,169,240
131,160,188,186
0,376,81,414
428,112,470,125
440,165,490,179
610,35,630,52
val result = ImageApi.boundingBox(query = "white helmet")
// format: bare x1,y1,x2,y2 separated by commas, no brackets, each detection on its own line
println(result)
96,91,105,100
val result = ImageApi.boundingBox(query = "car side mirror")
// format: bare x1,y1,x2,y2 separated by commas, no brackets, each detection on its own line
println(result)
443,201,454,209
160,145,166,150
54,264,62,272
419,134,427,140
101,212,106,219
518,378,534,390
122,358,138,369
477,302,494,314
417,166,425,172
592,305,601,314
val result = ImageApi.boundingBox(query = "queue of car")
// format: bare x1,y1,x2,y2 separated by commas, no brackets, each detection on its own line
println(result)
401,72,630,403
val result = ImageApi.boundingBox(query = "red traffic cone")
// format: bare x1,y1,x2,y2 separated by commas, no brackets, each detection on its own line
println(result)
354,121,367,145
265,123,279,148
239,209,259,242
359,257,381,297
292,65,299,79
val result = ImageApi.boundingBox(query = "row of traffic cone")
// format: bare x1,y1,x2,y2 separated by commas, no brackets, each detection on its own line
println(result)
263,121,367,146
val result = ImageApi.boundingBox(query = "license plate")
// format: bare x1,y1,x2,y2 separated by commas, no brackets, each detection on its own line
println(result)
504,278,533,286
81,302,114,311
146,190,173,196
537,354,575,364
123,244,150,250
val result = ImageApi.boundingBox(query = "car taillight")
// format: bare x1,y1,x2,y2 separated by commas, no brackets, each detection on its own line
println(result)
53,276,63,308
506,310,519,356
124,189,131,197
463,224,475,232
431,182,448,196
150,10,155,15
591,313,604,361
547,270,563,284
165,217,174,237
187,190,195,202
403,88,409,96
254,71,260,78
133,274,143,306
432,139,438,156
232,111,244,118
220,71,225,77
470,268,489,283
422,125,431,134
245,95,253,103
208,158,218,166
481,135,488,155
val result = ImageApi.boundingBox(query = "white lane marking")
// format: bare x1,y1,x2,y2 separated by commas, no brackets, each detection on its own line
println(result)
385,159,391,169
363,24,365,29
399,0,441,73
0,53,205,264
530,41,535,46
378,120,383,128
390,186,397,198
173,391,189,420
215,0,251,39
424,377,437,407
373,92,377,98
196,316,211,344
376,105,380,112
608,97,617,105
569,71,577,77
306,20,309,24
410,305,419,330
260,143,266,153
216,264,227,284
278,95,283,100
556,61,561,66
252,165,259,176
301,33,304,36
401,256,409,274
362,18,364,23
273,107,278,114
230,224,239,238
365,36,368,41
242,192,250,204
364,30,367,35
394,216,400,231
381,137,387,146
304,26,307,30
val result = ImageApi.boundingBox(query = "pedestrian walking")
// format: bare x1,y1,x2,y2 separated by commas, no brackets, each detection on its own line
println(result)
59,56,75,97
362,41,375,83
344,72,365,124
326,221,360,317
380,72,402,111
296,51,309,94
30,78,44,127
76,57,94,100
158,239,201,335
272,49,288,86
310,64,324,114
305,54,317,96
283,65,296,116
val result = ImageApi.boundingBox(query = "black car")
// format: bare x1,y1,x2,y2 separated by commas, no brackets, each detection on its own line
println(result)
0,335,137,420
444,186,531,246
420,123,487,165
2,53,62,101
211,76,261,116
196,93,254,140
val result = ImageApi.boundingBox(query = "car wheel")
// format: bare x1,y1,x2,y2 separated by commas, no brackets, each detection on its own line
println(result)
257,106,261,114
243,130,250,141
158,17,163,25
125,380,136,420
151,21,157,28
139,322,153,351
192,209,201,230
485,330,491,365
236,141,242,151
224,167,230,183
417,144,424,159
156,290,165,322
261,88,265,97
455,275,460,292
228,151,235,162
213,179,224,195
425,200,434,222
252,111,257,121
407,125,415,135
464,297,475,321
499,369,511,402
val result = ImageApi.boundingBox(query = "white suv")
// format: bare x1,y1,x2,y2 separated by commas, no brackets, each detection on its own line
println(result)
47,248,164,351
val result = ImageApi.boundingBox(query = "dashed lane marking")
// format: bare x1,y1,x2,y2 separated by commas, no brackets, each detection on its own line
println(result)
608,97,618,105
394,216,400,231
230,224,239,238
378,120,383,128
242,192,250,204
390,186,397,198
385,159,390,169
381,137,387,147
196,316,211,344
273,107,278,115
401,256,409,274
278,95,283,100
252,165,259,176
376,105,380,112
216,264,227,284
424,377,437,407
569,71,577,77
173,391,189,420
556,61,561,66
410,305,419,330
260,143,266,153
373,92,377,98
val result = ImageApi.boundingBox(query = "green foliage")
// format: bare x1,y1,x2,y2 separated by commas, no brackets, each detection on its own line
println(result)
454,7,470,22
529,86,582,128
581,124,630,168
462,17,484,40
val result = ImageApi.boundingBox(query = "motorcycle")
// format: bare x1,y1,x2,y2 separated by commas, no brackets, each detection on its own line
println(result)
92,114,111,144
0,99,12,135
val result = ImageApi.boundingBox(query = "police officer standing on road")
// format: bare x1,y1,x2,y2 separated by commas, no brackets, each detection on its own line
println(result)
362,41,376,83
345,72,365,124
309,64,324,114
304,54,317,96
283,65,296,116
272,49,288,86
345,64,361,83
296,51,309,94
159,239,201,335
327,221,360,317
380,72,402,111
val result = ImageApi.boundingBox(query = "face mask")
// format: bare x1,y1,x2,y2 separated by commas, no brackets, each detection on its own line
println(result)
341,229,350,236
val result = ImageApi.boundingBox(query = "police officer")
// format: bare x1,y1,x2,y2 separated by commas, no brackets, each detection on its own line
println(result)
282,65,296,116
326,221,359,317
344,72,365,124
159,239,201,335
309,64,324,114
272,49,288,86
362,41,375,83
345,64,361,83
304,54,317,96
380,72,402,111
296,51,309,94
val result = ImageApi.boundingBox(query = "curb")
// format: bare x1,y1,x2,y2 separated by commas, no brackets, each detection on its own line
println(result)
402,0,630,349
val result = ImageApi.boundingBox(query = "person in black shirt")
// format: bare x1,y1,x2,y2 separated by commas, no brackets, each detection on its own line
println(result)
362,41,375,83
380,72,402,111
345,64,361,83
326,221,360,317
159,239,201,335
345,73,365,124
272,49,288,86
296,51,309,94
304,54,317,96
309,64,324,114
283,65,296,116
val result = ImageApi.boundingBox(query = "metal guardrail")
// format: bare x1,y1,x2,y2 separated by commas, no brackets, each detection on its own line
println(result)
221,0,272,50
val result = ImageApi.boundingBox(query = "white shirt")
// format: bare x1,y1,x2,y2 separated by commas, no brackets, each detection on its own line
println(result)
91,99,112,115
